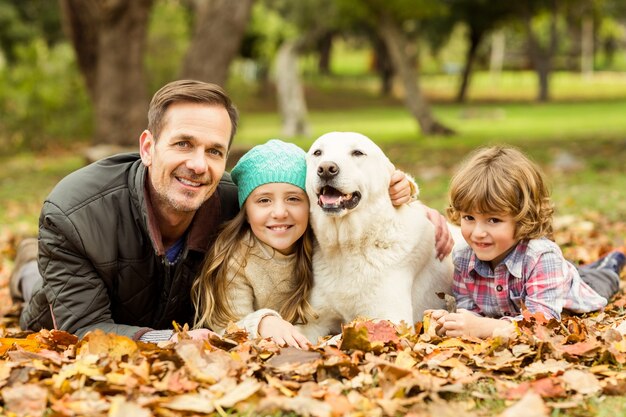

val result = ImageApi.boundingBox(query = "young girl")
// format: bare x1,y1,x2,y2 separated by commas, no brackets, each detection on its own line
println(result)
191,139,313,348
191,139,428,348
429,146,624,339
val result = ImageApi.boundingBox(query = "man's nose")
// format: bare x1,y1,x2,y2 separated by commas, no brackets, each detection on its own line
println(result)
186,150,208,174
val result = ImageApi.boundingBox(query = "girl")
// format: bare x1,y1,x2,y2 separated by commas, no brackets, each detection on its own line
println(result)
192,139,313,348
429,146,624,339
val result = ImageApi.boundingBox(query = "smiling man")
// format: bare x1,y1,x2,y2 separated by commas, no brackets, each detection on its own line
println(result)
19,80,240,342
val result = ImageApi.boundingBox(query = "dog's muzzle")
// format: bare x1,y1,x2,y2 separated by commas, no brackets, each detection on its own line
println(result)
317,186,361,213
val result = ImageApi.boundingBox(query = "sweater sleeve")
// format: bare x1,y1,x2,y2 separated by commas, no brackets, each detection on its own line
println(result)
236,308,282,338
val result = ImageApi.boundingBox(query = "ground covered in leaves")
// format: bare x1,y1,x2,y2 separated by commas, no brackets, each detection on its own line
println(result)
0,216,624,417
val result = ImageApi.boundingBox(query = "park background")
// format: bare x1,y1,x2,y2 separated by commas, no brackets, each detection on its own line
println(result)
0,1,626,416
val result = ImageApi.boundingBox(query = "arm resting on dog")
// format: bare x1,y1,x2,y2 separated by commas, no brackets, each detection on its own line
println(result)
389,170,453,259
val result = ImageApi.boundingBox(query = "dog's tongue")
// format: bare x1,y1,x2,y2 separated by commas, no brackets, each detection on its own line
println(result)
320,194,342,205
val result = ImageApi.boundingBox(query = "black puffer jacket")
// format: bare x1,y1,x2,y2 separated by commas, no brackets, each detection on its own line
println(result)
20,153,239,339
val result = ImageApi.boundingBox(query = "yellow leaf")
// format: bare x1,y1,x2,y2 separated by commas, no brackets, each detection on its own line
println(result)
78,330,139,361
394,349,417,369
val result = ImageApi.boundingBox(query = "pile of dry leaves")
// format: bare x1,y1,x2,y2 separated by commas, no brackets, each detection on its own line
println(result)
0,216,623,417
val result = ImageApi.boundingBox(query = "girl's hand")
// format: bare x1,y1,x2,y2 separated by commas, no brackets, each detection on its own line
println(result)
389,170,413,206
258,315,311,349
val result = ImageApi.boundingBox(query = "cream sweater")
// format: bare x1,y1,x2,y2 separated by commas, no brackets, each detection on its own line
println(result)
216,231,299,338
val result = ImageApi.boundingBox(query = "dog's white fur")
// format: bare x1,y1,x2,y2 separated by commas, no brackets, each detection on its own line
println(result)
300,132,454,343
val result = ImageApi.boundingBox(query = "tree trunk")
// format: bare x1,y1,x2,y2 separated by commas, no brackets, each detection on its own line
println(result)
60,0,154,146
180,0,254,86
489,30,505,80
524,0,558,102
377,15,454,136
317,32,334,75
581,16,594,78
371,34,395,97
275,40,310,138
456,27,483,103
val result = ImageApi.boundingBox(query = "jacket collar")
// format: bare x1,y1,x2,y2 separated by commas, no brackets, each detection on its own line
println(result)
132,161,222,256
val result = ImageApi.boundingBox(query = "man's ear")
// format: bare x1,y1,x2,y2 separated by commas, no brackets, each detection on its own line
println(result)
139,130,154,167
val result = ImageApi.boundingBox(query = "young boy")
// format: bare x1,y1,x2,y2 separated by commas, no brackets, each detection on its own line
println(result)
429,146,624,339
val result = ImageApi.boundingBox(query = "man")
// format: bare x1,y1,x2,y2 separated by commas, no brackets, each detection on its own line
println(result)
18,80,239,342
13,79,453,343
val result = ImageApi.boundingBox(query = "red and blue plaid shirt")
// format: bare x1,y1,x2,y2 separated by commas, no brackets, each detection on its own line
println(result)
453,237,607,321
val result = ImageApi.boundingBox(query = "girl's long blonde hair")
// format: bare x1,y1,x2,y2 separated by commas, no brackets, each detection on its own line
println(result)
191,208,316,330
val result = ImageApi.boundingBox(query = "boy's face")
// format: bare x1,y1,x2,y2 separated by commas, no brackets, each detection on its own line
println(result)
460,211,517,269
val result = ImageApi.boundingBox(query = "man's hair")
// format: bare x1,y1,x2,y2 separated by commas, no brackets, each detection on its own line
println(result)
446,146,554,240
147,79,239,147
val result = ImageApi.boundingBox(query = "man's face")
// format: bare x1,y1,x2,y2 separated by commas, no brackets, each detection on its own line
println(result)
139,102,231,217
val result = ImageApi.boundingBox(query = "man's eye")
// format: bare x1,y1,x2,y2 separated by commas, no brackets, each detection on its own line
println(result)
208,148,223,157
175,141,190,148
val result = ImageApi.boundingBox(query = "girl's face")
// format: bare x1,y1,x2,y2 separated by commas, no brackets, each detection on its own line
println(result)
245,183,310,255
460,211,518,269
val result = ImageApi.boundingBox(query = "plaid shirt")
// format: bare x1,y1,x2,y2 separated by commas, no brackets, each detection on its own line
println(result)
453,237,607,320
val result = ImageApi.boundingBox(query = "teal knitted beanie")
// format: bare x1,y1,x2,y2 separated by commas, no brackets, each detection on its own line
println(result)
231,139,307,207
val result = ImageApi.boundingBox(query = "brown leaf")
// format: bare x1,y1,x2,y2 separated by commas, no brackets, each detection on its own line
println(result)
561,369,601,395
2,383,48,416
78,330,139,361
500,390,549,417
436,292,457,313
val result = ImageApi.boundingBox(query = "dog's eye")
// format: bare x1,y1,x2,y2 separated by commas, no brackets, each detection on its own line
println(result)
352,150,365,157
312,149,322,156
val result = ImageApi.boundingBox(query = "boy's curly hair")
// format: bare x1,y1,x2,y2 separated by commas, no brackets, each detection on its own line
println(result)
446,146,554,240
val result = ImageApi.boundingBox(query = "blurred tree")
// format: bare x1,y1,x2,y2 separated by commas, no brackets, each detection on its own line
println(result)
316,31,335,75
519,0,559,102
266,0,338,138
0,0,63,64
59,0,154,146
370,33,395,96
428,0,516,102
145,0,192,93
341,0,455,135
180,0,255,86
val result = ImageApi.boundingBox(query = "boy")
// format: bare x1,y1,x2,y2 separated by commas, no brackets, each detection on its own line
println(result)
429,146,624,338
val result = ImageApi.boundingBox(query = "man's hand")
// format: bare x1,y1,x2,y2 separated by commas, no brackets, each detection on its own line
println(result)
389,170,414,206
170,328,218,342
259,315,311,349
423,205,454,260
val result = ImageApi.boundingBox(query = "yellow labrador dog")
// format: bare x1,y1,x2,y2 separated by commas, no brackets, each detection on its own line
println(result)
300,132,454,343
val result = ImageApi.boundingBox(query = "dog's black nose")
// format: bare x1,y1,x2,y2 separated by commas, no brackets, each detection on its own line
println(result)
317,162,339,180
